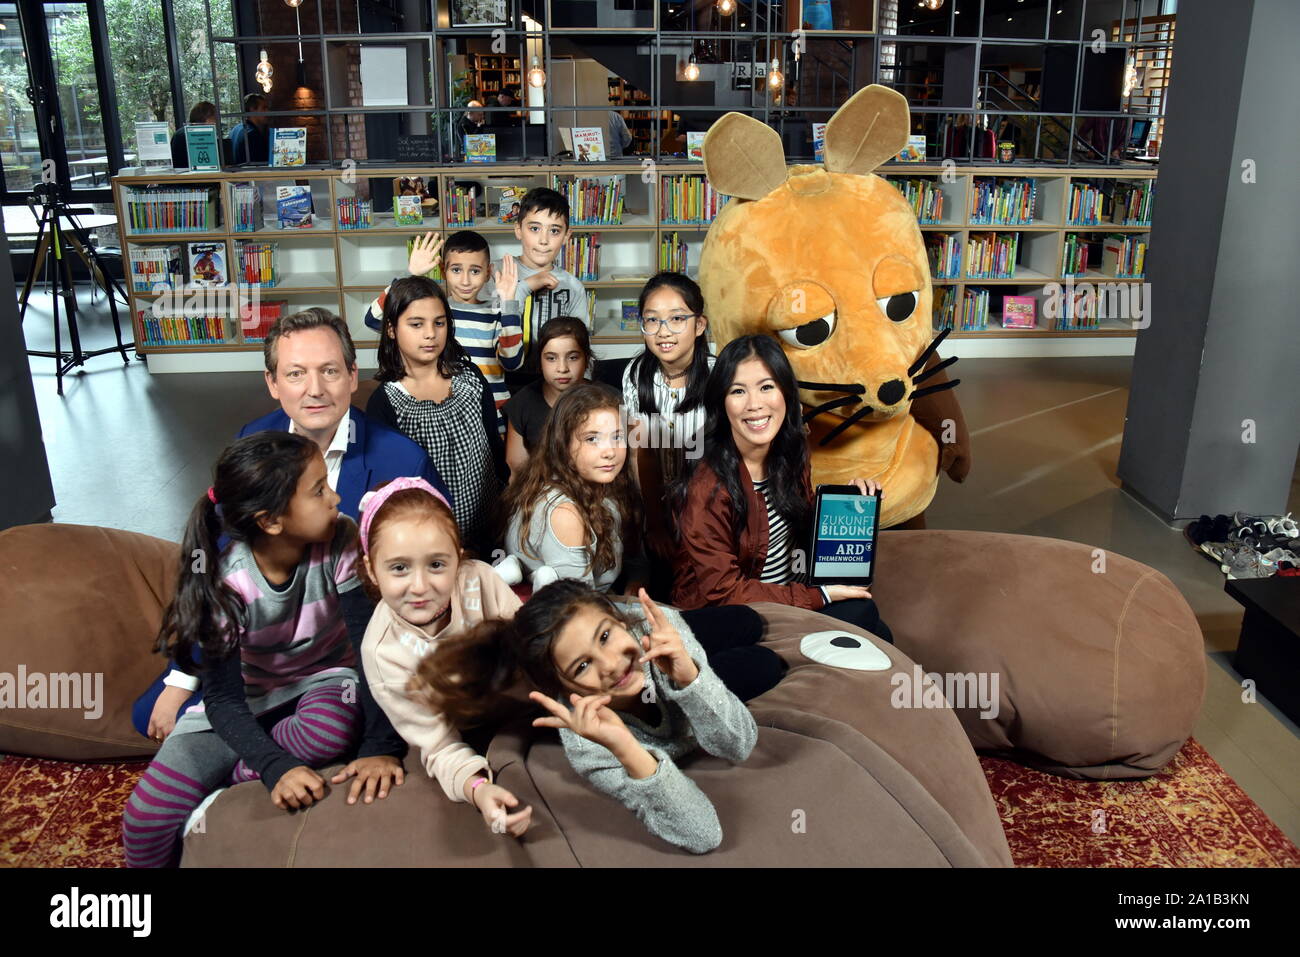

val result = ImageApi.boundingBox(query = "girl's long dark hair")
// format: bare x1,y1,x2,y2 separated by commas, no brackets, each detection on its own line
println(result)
412,579,633,728
629,272,711,416
156,431,319,672
376,275,471,382
500,382,640,577
675,334,811,542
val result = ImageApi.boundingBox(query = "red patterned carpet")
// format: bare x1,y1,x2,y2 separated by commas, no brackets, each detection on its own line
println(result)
1,738,1296,867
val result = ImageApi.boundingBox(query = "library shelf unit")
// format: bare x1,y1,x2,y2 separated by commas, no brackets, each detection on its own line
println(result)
113,163,1156,373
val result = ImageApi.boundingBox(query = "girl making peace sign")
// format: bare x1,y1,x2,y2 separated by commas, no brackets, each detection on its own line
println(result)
412,580,757,854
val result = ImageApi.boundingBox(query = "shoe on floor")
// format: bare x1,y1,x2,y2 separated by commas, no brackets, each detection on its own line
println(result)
1223,548,1277,580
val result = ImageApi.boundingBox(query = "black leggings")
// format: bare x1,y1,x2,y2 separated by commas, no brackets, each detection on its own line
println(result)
677,605,787,702
819,598,894,645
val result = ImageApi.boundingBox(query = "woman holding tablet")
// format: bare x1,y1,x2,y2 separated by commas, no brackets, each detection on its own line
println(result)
672,335,893,643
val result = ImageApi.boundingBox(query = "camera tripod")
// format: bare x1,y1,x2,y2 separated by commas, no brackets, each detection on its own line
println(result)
19,184,135,395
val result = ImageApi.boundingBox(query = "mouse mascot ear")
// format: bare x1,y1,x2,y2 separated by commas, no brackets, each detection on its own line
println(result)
702,112,789,200
824,84,912,175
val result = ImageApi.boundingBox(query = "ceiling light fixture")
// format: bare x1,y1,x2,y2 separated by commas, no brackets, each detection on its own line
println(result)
255,49,273,93
527,55,546,88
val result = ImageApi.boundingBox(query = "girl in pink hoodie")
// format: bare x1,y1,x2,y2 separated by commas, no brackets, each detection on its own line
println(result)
357,477,532,836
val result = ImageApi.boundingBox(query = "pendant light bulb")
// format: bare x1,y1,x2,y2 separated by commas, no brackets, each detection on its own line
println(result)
684,53,700,82
767,58,784,90
285,0,303,7
255,49,274,93
527,55,546,88
718,0,736,14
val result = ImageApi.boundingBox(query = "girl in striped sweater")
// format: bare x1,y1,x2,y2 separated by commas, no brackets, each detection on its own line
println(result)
122,432,373,867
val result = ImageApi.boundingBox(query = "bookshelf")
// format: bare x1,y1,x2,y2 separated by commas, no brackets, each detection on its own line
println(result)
112,163,1156,372
471,54,522,102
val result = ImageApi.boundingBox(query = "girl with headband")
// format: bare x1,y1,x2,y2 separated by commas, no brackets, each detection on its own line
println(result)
357,476,533,836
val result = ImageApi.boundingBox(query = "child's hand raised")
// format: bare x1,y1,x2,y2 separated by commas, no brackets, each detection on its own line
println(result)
524,270,559,293
271,765,326,811
470,780,533,837
636,588,699,689
492,254,519,303
407,231,443,277
530,690,635,754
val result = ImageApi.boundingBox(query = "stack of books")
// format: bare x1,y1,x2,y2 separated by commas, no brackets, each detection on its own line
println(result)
239,300,287,343
237,242,279,287
557,233,601,281
659,232,689,273
1067,181,1108,225
932,286,957,331
562,176,625,226
442,187,476,226
123,185,219,233
888,178,945,224
965,232,1020,279
970,178,1037,225
337,198,373,229
1102,235,1148,278
230,183,264,232
1112,181,1155,225
1061,233,1095,276
138,308,231,346
1056,290,1099,330
925,233,961,279
127,245,183,292
959,287,990,331
660,174,727,225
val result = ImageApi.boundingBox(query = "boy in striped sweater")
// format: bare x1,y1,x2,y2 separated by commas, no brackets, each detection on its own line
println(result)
365,231,523,434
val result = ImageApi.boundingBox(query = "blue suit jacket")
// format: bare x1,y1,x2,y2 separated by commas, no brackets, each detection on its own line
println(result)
238,406,451,519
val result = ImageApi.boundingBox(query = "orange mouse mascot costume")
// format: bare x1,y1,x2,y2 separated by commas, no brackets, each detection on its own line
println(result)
699,85,970,528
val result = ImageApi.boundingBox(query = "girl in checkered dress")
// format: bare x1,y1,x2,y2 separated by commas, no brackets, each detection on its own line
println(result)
367,277,507,558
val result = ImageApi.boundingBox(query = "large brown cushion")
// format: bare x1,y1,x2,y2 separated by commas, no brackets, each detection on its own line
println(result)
0,524,177,761
183,604,1010,867
872,530,1205,779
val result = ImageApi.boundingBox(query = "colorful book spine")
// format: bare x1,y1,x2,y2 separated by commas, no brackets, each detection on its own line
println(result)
1067,182,1109,225
959,287,990,331
562,176,625,225
925,233,961,280
138,309,232,346
123,185,218,233
1062,234,1093,277
932,286,957,331
128,245,183,292
557,233,601,281
965,232,1019,279
237,242,279,286
888,178,945,224
970,178,1037,225
444,187,475,226
336,198,373,229
231,183,264,232
659,175,727,225
659,232,689,273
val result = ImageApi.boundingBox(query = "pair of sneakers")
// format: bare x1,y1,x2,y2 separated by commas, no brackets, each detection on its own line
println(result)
1200,540,1279,580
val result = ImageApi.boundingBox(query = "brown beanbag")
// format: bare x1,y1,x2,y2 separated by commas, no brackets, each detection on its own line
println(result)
0,524,177,761
183,604,1010,867
872,530,1205,779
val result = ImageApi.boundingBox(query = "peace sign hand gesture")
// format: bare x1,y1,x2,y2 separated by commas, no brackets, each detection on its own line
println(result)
407,231,444,277
636,588,699,689
530,690,636,755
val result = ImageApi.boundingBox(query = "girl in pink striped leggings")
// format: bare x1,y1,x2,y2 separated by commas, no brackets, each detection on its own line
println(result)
123,431,367,867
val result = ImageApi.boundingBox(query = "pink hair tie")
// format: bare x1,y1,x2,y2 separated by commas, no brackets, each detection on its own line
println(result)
358,477,451,556
207,487,218,505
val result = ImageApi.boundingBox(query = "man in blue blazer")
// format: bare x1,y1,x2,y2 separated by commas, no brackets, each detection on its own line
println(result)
238,308,449,518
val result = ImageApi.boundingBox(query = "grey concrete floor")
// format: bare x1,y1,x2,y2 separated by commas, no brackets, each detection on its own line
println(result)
21,285,1300,847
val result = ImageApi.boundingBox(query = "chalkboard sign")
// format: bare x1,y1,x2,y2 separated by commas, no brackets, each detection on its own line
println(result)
396,135,439,163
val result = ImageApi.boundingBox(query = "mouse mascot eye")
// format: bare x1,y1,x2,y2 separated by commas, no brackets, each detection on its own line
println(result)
698,85,973,529
878,292,918,323
777,309,837,349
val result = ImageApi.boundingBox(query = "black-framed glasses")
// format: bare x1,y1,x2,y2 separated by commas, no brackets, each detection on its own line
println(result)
639,313,698,335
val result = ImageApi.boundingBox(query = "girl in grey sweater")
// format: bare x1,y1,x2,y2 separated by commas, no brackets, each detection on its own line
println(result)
412,579,757,853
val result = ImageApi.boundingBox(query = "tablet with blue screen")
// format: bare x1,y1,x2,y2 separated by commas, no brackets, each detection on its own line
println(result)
808,485,881,586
